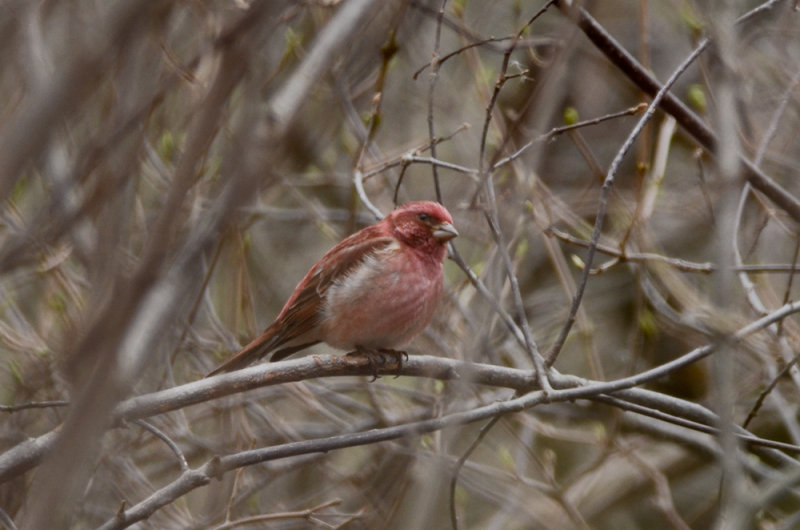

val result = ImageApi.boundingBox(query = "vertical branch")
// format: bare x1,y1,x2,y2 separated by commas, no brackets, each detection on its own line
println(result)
19,7,258,526
426,0,448,203
474,4,555,388
707,3,749,523
545,35,709,367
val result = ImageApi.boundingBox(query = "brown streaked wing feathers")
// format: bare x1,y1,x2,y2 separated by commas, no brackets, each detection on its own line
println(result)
206,231,395,376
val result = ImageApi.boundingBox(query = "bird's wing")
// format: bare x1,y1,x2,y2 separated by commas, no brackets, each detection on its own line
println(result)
207,228,395,375
270,229,396,354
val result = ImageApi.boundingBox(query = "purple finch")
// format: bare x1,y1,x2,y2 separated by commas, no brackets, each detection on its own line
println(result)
208,201,458,375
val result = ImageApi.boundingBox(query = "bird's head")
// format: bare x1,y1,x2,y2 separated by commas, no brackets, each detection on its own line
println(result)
387,201,458,259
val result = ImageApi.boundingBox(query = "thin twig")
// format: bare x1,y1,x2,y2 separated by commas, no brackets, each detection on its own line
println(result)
211,499,345,530
449,415,502,530
353,170,384,219
0,508,18,530
0,400,69,413
547,226,714,273
131,419,189,472
483,103,647,170
474,4,554,390
556,0,800,223
545,31,708,367
414,36,513,79
426,0,448,203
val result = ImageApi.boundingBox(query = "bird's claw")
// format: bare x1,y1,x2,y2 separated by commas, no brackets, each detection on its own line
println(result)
378,348,408,378
347,347,408,380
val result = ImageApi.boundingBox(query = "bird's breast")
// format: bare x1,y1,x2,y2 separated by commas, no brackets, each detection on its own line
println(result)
320,245,443,350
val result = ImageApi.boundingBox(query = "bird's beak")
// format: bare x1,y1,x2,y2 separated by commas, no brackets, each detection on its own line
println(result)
433,222,458,242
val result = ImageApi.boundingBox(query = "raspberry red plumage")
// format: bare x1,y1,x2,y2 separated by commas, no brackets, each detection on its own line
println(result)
207,201,457,375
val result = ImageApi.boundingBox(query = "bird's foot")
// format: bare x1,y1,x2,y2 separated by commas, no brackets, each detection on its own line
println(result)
347,347,408,380
378,348,408,378
347,346,381,381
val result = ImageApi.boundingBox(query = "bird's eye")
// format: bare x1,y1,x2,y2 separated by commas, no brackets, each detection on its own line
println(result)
418,213,430,222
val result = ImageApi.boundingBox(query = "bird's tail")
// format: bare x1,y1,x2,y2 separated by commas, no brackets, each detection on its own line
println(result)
205,324,282,377
205,323,319,377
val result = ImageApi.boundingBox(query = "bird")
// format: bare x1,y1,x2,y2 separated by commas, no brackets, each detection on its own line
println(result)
207,201,458,376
